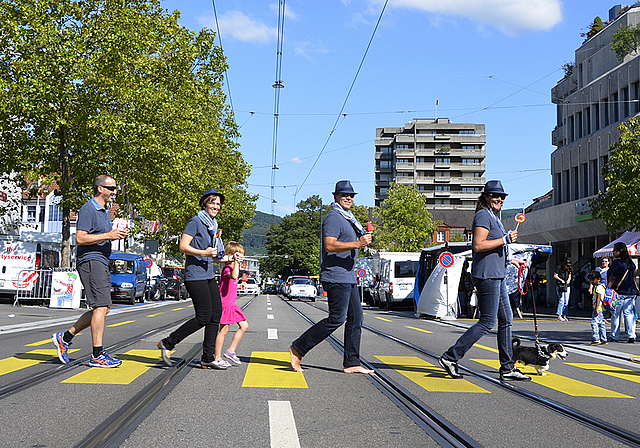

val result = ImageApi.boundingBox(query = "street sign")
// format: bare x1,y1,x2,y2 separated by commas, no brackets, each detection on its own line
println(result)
439,252,454,269
143,258,153,269
357,268,366,278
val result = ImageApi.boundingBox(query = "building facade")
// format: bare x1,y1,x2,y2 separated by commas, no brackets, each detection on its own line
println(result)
374,118,486,209
517,4,639,303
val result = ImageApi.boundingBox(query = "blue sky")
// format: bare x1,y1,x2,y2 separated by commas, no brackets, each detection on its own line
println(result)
160,0,616,216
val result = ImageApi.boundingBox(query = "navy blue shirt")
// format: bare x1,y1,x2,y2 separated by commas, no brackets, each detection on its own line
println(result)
319,209,358,284
183,216,216,281
471,208,508,280
76,198,113,266
608,258,638,295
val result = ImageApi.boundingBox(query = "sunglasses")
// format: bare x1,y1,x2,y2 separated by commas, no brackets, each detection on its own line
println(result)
489,193,506,200
100,185,117,191
340,194,355,199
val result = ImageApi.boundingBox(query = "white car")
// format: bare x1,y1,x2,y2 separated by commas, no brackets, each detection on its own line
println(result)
287,278,317,302
238,277,260,296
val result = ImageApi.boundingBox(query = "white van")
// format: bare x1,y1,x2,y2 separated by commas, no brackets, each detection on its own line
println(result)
0,237,61,296
376,252,421,310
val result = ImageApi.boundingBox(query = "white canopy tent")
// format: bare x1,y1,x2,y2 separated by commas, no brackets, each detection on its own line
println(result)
593,231,640,258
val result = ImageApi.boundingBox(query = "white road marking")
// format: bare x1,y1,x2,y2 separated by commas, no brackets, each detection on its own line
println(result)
267,314,275,319
269,401,301,448
267,307,273,310
268,328,278,339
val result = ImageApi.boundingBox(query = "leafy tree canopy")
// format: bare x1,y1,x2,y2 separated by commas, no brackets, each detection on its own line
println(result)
590,116,640,231
372,183,439,252
0,0,255,265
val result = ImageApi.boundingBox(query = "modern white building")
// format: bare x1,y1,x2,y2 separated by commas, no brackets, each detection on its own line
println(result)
374,118,486,209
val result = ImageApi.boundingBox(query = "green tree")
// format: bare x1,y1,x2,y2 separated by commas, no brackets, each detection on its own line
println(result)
0,0,255,266
612,23,640,61
372,183,439,252
590,117,640,231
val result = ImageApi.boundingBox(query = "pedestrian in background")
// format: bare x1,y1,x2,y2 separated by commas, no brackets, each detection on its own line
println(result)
607,242,638,343
587,270,607,346
439,180,530,381
157,188,242,369
554,259,572,321
290,180,373,374
52,175,128,368
596,257,610,286
214,241,249,366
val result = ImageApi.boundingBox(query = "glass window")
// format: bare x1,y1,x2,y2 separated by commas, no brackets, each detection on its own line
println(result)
394,261,419,278
435,158,450,164
437,231,446,242
27,205,36,222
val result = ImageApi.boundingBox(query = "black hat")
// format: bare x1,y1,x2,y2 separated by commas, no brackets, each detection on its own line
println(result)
333,180,357,195
483,180,507,196
199,187,225,207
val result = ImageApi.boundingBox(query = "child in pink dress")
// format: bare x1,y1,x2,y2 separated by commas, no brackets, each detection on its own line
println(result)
215,241,248,365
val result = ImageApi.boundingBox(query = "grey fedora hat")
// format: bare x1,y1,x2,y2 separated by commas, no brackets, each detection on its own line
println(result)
333,180,357,195
483,180,508,196
199,187,226,207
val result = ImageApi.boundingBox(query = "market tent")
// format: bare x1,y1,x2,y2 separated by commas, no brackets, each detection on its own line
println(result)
593,231,640,258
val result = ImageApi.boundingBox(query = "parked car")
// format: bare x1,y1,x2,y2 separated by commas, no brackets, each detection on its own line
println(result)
238,277,260,297
377,252,420,310
282,275,310,298
162,266,188,300
287,277,317,301
109,252,147,305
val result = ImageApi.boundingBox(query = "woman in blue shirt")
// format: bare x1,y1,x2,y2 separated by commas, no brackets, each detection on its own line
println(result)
158,188,244,369
439,180,530,381
607,242,637,343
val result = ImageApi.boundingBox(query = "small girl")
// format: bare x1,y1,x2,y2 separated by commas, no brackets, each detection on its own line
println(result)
214,241,249,366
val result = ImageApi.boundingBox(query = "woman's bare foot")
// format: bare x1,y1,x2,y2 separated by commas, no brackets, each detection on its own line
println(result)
290,345,303,372
343,365,374,374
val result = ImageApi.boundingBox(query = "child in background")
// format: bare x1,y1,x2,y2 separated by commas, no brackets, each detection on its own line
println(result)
588,270,608,346
215,241,249,366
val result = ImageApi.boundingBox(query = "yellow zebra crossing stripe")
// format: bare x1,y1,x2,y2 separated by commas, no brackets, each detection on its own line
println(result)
565,363,640,384
472,359,633,398
242,351,308,388
107,320,135,327
375,355,489,393
62,349,161,385
0,349,80,376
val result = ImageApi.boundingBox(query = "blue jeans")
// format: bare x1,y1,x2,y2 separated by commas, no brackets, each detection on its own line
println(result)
556,287,569,316
443,278,515,373
591,311,607,342
610,295,637,341
292,282,363,368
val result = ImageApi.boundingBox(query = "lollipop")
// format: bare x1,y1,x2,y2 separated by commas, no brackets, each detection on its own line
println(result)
366,222,374,234
515,212,526,231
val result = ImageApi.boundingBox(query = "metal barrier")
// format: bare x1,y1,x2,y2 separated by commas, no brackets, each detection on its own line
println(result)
12,268,82,308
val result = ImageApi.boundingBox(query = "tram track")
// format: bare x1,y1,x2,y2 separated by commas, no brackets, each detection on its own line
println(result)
289,297,640,448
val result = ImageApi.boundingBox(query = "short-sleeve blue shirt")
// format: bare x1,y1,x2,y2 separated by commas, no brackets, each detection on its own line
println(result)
76,198,113,266
608,259,638,295
183,216,215,281
471,208,508,280
319,209,358,284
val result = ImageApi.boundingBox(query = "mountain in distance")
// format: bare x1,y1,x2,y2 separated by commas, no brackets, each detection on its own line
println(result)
241,211,282,256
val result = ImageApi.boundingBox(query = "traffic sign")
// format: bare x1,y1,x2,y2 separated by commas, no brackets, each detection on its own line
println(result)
143,258,153,269
0,190,6,202
357,268,366,278
439,252,454,269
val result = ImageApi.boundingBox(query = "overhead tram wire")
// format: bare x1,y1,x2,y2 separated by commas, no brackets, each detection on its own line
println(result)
270,0,286,219
211,0,235,122
296,0,390,197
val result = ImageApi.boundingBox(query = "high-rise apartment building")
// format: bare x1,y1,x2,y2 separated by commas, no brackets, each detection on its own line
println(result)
374,118,486,209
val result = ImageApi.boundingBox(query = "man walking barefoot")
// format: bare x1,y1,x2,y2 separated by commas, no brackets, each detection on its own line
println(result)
290,180,374,375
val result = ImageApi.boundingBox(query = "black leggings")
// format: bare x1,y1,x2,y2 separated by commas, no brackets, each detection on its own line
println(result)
163,278,222,362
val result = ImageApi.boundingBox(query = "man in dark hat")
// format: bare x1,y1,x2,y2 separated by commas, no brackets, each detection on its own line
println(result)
290,180,374,374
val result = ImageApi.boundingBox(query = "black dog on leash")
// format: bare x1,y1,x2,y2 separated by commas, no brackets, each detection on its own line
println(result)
512,337,567,376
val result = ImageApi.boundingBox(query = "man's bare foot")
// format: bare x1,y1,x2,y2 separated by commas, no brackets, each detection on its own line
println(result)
343,365,374,374
290,345,303,372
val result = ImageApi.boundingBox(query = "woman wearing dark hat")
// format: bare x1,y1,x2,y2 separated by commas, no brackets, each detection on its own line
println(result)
157,188,244,369
439,180,531,381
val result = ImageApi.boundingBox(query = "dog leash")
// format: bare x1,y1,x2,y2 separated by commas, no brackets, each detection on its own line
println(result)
518,264,542,347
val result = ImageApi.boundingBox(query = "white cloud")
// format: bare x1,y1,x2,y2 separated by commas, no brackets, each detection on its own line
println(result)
370,0,563,35
270,2,300,21
293,42,330,61
199,11,277,44
290,157,303,164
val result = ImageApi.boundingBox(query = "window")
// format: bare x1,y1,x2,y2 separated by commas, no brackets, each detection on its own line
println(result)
397,172,413,178
576,111,582,139
462,158,481,165
49,202,63,222
612,93,619,122
380,146,392,154
633,82,640,114
394,261,419,278
622,87,630,118
603,98,609,127
380,160,391,169
435,157,450,164
27,205,36,222
462,187,481,192
396,144,410,149
462,145,475,149
437,231,446,242
459,130,474,134
585,106,591,135
474,172,482,178
397,158,413,165
594,103,600,130
435,185,451,191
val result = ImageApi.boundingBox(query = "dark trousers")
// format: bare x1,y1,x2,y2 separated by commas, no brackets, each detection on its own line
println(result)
292,282,363,368
163,278,221,363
